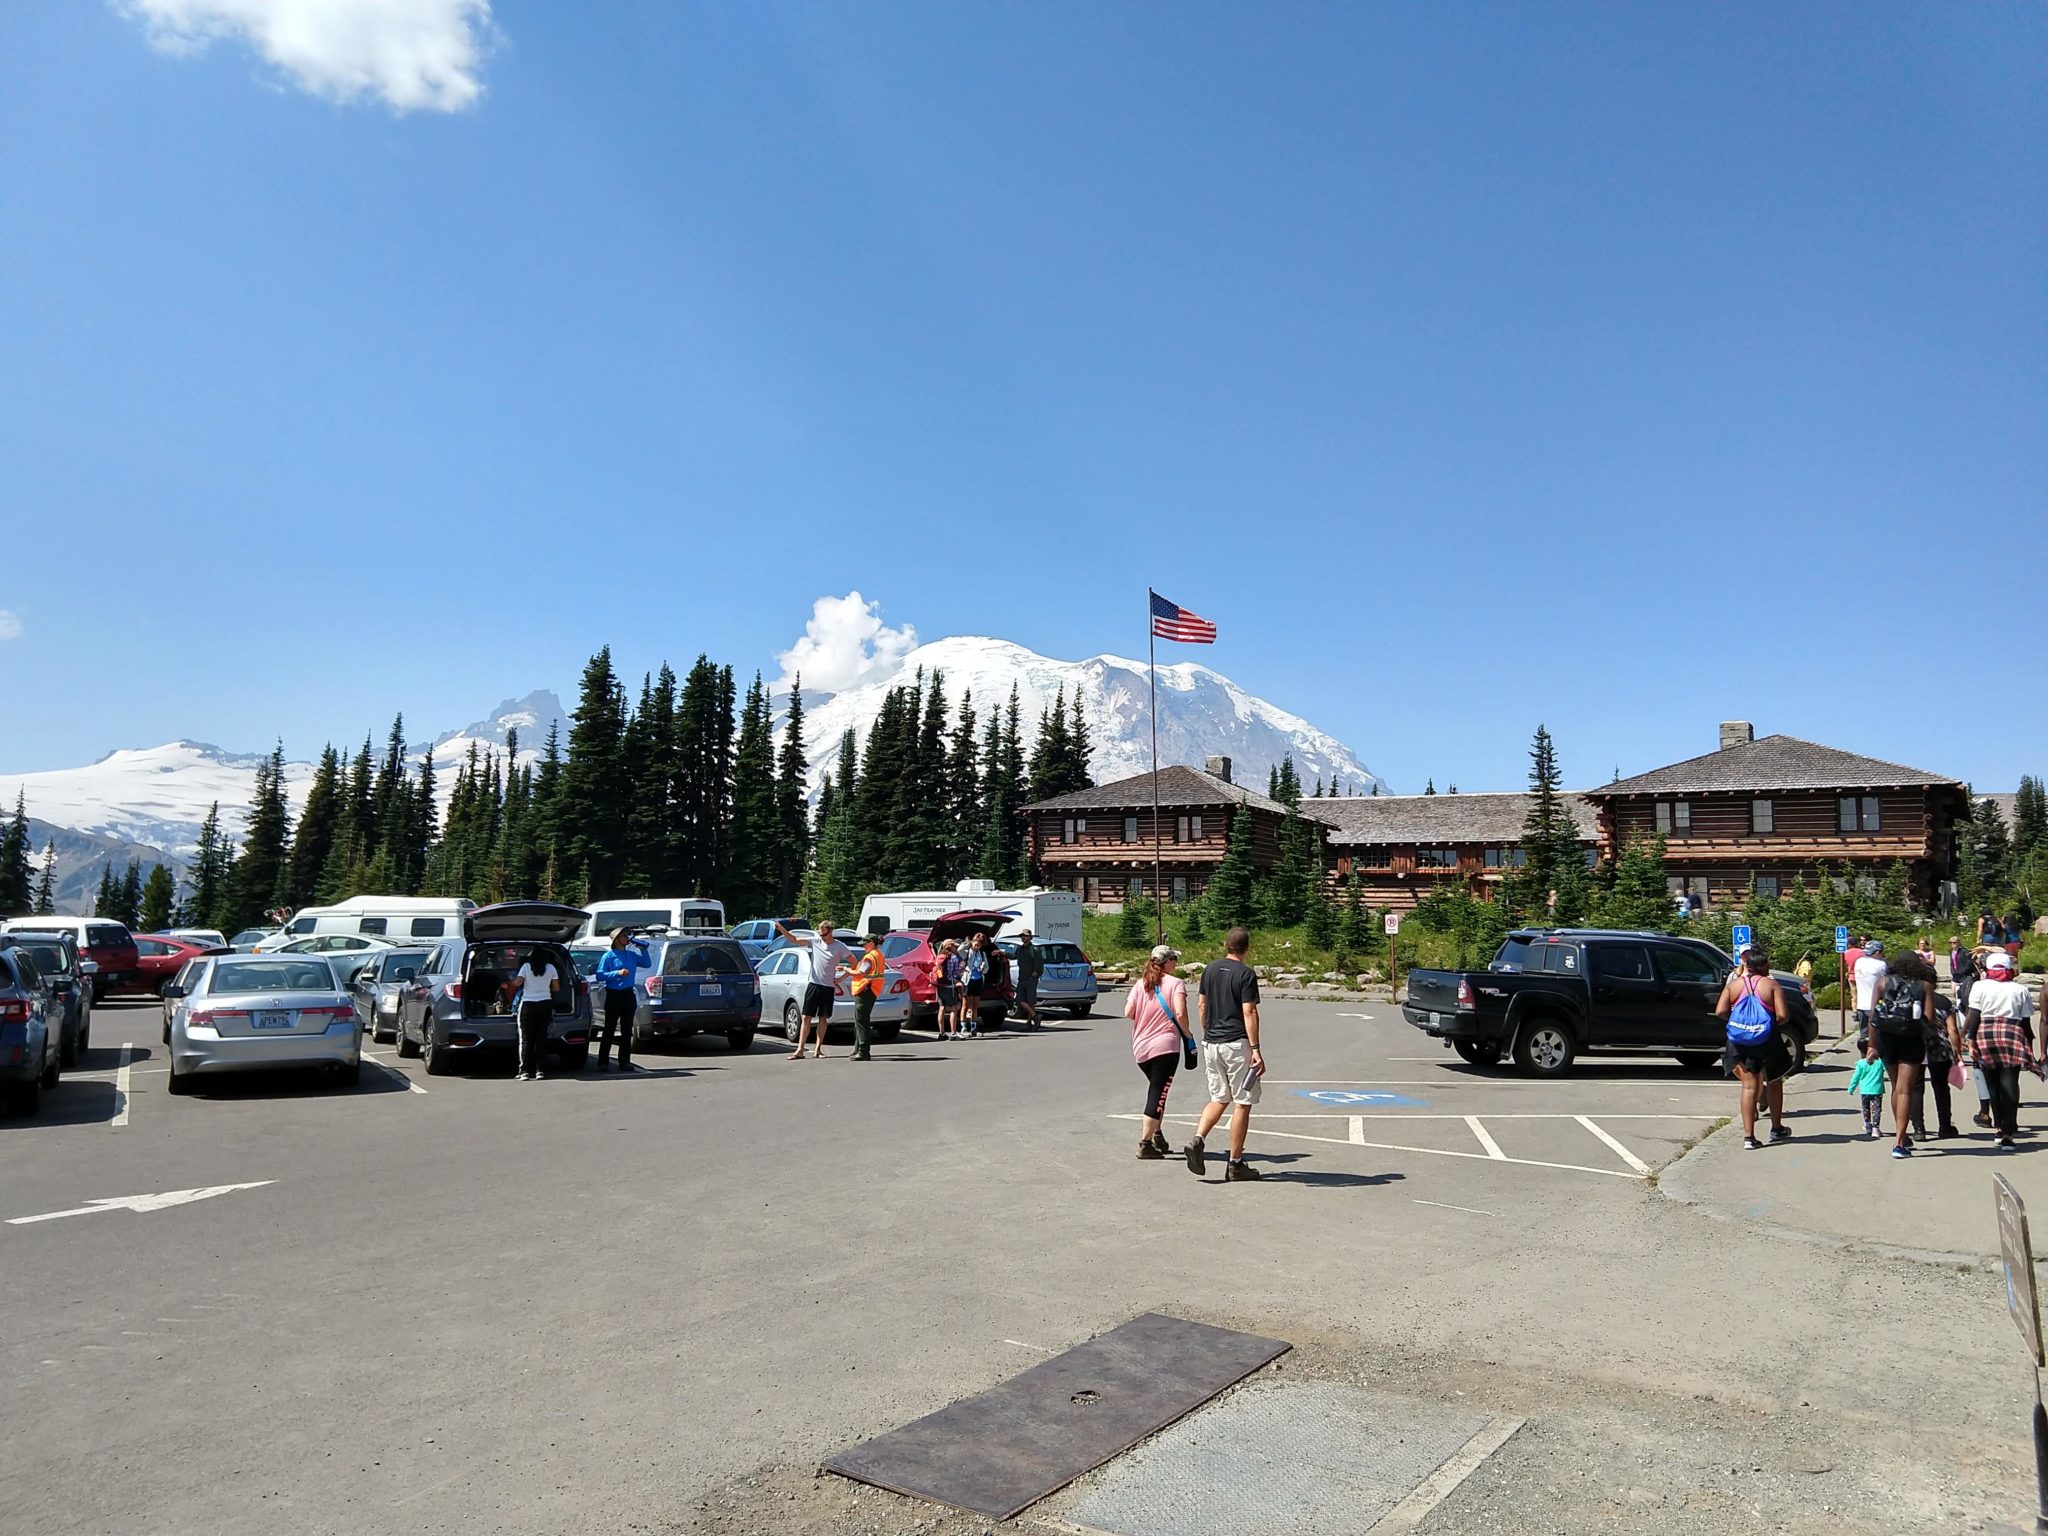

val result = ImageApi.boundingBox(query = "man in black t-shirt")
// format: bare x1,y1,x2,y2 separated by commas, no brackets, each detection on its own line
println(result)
1185,926,1266,1182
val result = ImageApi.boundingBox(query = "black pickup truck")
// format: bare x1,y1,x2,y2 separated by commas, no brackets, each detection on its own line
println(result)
1401,928,1819,1077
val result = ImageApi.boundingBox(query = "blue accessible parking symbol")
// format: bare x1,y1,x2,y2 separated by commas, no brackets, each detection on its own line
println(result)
1293,1089,1425,1108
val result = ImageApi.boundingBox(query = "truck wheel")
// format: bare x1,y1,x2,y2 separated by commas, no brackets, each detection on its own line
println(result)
1675,1051,1719,1071
782,1001,802,1042
1453,1040,1502,1068
1513,1018,1576,1077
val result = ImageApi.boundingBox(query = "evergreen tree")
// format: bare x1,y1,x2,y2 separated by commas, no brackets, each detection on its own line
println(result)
116,860,143,927
672,657,735,893
803,730,864,922
221,745,293,934
496,733,533,899
1305,869,1337,948
32,841,56,915
979,688,1028,883
1312,776,1324,799
1205,801,1260,929
1970,796,2015,905
772,680,810,912
558,647,632,899
410,746,439,893
140,863,176,932
285,745,342,909
366,715,417,889
2013,776,2046,860
1335,871,1370,962
94,863,117,919
626,665,680,892
185,802,233,929
1265,806,1316,928
942,689,981,884
1183,899,1207,944
1592,835,1671,931
1028,689,1075,803
1068,692,1094,790
1274,755,1301,808
319,738,375,903
0,791,32,914
529,719,565,891
725,675,779,918
885,670,949,887
1508,725,1585,921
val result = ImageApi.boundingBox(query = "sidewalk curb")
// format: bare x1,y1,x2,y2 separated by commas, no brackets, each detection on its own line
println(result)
1653,1031,2016,1274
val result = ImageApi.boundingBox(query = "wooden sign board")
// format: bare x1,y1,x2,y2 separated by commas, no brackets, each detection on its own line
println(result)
1995,1174,2043,1367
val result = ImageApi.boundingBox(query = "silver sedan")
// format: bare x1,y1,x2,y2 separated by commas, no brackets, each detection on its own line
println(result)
754,945,910,1044
163,956,362,1094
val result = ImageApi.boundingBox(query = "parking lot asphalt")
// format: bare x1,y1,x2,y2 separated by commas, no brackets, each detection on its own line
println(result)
3,993,2039,1535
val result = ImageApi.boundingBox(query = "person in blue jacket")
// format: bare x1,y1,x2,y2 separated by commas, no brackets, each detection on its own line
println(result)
593,929,653,1072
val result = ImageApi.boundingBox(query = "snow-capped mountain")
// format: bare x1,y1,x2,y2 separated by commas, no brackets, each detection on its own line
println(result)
789,636,1382,800
427,690,565,775
0,742,320,862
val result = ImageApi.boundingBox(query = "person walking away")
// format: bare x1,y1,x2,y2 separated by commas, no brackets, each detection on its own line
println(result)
775,919,851,1060
848,933,884,1061
1912,987,1964,1140
1125,944,1192,1158
1952,939,1989,1124
1012,929,1044,1030
506,947,561,1081
1978,910,2002,947
1849,1044,1887,1139
1852,939,1889,1051
1185,927,1265,1182
961,931,990,1037
1871,949,1934,1159
1967,950,2038,1151
1716,946,1790,1149
592,929,653,1072
934,939,962,1039
984,940,1011,1030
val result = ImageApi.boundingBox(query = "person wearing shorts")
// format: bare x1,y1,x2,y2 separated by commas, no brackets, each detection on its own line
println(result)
774,918,850,1060
1184,927,1265,1183
1871,950,1934,1159
961,931,990,1037
933,940,962,1038
1715,946,1790,1149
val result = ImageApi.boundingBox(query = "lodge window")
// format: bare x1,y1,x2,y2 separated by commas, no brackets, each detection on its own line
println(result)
1123,816,1138,844
1484,847,1527,869
1751,799,1774,834
1654,801,1692,834
1062,817,1087,844
1838,796,1881,832
1171,877,1188,904
1416,847,1458,869
1176,815,1204,843
1755,875,1780,899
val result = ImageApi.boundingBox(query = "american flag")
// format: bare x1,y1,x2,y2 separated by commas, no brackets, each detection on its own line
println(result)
1150,591,1217,644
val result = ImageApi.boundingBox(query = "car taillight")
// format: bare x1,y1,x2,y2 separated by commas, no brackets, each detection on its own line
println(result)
444,982,462,1000
1457,979,1474,1008
191,1009,250,1028
0,1000,27,1024
306,1005,354,1021
645,976,663,998
889,979,908,995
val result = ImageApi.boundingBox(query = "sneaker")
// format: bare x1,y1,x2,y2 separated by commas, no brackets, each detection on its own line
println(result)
1148,1131,1172,1156
1743,1136,1762,1151
514,1072,534,1081
1975,1112,1994,1128
1224,1160,1262,1182
1770,1125,1794,1142
1184,1136,1207,1177
1938,1126,1961,1140
1137,1141,1165,1161
1866,1125,1880,1139
1891,1145,1911,1159
2000,1138,2018,1151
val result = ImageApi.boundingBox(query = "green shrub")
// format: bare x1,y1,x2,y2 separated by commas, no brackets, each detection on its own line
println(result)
1812,981,1842,1010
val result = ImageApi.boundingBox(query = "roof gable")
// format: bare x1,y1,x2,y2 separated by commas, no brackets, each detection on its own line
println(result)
1588,735,1965,798
1022,764,1292,816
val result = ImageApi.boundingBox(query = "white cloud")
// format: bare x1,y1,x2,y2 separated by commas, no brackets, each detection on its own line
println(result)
776,593,917,697
0,611,19,641
116,0,493,114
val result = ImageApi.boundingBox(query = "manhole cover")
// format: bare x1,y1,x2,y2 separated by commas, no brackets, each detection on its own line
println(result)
1064,1381,1508,1536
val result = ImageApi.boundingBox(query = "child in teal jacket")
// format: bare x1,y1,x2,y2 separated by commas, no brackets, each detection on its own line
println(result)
1848,1047,1887,1139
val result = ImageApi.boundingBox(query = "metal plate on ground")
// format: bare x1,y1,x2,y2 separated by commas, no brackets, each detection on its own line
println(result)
1063,1380,1506,1536
823,1313,1290,1519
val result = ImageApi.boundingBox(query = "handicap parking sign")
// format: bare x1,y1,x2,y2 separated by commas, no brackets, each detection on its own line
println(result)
1835,926,1851,953
1294,1089,1425,1108
1731,924,1753,951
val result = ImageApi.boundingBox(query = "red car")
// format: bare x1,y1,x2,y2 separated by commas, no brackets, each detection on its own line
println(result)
128,935,225,996
875,910,1016,1029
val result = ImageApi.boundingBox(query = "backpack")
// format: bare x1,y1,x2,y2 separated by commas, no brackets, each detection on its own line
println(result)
1876,974,1922,1026
1726,976,1774,1046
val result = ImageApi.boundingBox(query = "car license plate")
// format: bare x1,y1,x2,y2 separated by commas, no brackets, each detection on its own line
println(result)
698,982,721,997
1428,1012,1444,1027
254,1011,293,1030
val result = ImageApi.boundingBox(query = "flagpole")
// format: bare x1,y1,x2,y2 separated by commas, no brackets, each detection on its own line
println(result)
1148,588,1163,945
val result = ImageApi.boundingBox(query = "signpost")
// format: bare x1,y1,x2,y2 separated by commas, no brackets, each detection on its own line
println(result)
1384,911,1400,1000
1731,923,1753,954
1993,1174,2048,1530
1836,926,1851,1038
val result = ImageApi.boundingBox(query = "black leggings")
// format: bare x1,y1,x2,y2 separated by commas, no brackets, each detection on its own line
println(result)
1987,1067,2024,1139
1913,1065,1954,1136
1139,1052,1177,1119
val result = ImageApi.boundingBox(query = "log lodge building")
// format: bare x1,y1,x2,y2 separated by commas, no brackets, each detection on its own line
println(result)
1021,724,1970,913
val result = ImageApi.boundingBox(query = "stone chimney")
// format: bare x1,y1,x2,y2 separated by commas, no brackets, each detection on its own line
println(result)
1719,721,1754,752
1205,755,1233,784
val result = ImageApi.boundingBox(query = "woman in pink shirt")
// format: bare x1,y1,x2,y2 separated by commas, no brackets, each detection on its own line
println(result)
1125,943,1193,1160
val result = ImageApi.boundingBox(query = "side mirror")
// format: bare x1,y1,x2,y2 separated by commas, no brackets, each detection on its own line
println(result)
80,959,99,975
161,983,184,999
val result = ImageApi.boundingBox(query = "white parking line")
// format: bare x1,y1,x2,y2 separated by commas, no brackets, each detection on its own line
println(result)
1349,1116,1366,1145
1113,1115,1645,1180
368,1058,428,1094
1376,1415,1526,1530
1576,1115,1651,1175
1412,1199,1497,1216
112,1044,133,1128
1465,1116,1506,1160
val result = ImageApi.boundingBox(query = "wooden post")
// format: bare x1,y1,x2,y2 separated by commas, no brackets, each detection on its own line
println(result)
1839,952,1847,1039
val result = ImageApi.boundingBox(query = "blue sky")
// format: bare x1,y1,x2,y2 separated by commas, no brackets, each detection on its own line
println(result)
1,2,2042,793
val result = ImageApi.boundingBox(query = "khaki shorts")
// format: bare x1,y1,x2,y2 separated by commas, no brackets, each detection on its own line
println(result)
1202,1040,1261,1106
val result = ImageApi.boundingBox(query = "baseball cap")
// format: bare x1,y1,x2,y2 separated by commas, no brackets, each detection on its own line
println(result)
1865,939,1884,955
1985,949,2015,975
1150,944,1181,962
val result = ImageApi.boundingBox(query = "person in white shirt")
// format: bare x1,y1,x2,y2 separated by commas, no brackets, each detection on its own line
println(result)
503,948,561,1081
774,919,852,1061
1852,939,1889,1050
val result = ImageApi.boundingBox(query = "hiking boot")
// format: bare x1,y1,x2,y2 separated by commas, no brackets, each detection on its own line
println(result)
1137,1140,1165,1160
1224,1160,1262,1182
1184,1136,1207,1177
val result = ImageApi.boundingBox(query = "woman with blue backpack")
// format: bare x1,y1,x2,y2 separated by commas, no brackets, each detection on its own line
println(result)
1716,946,1792,1150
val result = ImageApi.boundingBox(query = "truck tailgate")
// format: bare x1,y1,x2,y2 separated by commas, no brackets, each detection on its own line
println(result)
1403,970,1466,1014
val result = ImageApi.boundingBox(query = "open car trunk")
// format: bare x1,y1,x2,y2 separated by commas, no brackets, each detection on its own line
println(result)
462,941,577,1020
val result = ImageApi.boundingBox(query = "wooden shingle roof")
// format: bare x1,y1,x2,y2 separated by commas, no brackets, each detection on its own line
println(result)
1022,764,1291,816
1588,735,1964,798
1306,792,1600,847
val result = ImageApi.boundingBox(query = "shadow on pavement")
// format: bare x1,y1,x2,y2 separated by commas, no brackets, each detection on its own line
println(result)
1263,1170,1409,1187
177,1066,405,1099
0,1080,119,1128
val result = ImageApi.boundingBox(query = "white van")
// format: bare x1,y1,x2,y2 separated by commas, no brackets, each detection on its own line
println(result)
857,884,1082,947
259,896,477,949
578,897,728,941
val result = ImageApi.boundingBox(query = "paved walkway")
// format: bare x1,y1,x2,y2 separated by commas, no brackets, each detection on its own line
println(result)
1662,1030,2048,1265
